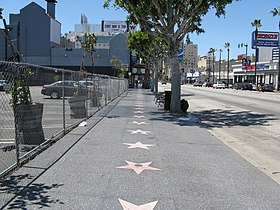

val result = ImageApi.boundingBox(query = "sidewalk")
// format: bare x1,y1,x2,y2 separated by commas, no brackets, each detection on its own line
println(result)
1,88,280,209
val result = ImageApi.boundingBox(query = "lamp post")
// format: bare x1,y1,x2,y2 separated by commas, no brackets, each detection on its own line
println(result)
251,19,262,85
219,49,222,81
238,43,248,58
224,42,230,87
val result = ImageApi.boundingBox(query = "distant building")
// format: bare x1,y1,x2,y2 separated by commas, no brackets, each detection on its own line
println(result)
183,42,198,70
0,1,131,76
101,20,128,34
74,14,101,33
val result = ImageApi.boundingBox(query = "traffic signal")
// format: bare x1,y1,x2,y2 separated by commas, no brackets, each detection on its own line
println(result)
0,8,3,19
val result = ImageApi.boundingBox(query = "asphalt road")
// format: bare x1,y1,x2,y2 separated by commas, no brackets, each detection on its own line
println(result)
160,83,280,184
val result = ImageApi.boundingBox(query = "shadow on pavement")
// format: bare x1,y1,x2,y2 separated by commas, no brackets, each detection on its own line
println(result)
148,109,278,128
191,109,278,128
0,174,64,209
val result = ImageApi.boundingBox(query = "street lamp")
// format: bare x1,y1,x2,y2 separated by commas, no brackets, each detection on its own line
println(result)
238,43,248,58
219,49,222,81
251,19,262,85
224,42,230,87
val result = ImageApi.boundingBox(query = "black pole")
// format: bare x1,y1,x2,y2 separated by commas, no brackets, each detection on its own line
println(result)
212,52,215,83
219,50,221,81
227,48,230,87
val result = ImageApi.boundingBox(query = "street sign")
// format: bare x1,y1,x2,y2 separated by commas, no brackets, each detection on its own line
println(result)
251,31,279,48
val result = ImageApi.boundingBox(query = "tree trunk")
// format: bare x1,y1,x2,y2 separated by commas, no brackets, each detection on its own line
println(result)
153,56,159,93
169,43,181,113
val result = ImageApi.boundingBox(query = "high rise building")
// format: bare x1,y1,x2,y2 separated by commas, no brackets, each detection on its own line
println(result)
183,42,198,70
74,14,101,33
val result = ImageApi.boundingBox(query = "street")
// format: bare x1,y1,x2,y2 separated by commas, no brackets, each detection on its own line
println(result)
160,83,280,184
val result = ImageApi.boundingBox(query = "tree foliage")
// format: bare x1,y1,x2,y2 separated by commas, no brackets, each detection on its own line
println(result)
270,5,280,16
104,0,238,112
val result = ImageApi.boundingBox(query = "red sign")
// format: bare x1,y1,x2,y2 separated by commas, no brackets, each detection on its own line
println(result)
243,65,255,70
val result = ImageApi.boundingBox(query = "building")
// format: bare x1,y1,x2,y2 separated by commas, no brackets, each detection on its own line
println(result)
0,0,61,64
183,42,198,70
0,1,131,76
74,14,101,33
101,20,128,34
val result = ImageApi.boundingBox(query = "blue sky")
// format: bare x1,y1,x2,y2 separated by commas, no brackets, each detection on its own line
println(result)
0,0,279,59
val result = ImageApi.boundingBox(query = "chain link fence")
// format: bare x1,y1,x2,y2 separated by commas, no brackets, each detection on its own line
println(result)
0,61,128,178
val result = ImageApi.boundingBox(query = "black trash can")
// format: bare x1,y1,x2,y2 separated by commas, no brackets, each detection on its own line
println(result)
164,91,172,110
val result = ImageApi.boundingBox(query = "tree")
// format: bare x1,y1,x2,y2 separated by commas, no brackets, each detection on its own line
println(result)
110,55,125,78
77,33,97,73
270,5,280,16
270,5,280,91
251,19,262,85
128,30,167,92
104,0,237,112
209,47,217,83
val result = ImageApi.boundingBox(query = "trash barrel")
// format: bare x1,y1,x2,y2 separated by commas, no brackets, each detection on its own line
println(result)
164,91,172,110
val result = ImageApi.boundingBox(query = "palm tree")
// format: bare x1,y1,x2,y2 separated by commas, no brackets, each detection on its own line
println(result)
209,48,217,83
270,6,280,91
270,6,280,16
224,42,230,87
251,19,262,85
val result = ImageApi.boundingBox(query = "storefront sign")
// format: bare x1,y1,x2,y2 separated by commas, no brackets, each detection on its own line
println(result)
251,31,279,48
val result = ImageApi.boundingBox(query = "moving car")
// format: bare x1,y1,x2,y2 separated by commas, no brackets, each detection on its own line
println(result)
193,81,204,87
202,82,214,87
41,80,88,99
233,82,252,90
258,84,274,92
213,81,226,89
0,80,10,92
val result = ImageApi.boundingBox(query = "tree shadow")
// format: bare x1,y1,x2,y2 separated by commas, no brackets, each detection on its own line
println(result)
148,111,200,126
0,174,64,209
148,109,278,128
191,109,278,128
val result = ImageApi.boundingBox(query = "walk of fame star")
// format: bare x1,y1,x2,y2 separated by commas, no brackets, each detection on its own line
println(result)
118,199,158,210
116,161,161,174
129,121,149,125
123,142,154,149
133,115,145,119
127,129,150,135
134,111,144,114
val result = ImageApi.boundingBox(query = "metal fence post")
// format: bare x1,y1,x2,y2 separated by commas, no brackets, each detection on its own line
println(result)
62,70,66,134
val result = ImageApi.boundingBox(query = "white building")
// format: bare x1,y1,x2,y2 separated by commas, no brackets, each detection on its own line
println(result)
74,14,101,33
101,20,128,34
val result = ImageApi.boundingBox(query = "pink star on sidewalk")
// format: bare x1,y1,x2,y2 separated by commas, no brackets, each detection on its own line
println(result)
133,115,145,119
127,129,150,135
116,161,161,175
129,121,149,125
134,111,144,114
118,199,158,210
123,142,154,150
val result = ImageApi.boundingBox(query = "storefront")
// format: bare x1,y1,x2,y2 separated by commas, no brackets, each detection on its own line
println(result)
232,61,278,87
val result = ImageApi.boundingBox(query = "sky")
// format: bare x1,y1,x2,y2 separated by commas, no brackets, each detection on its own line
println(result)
0,0,279,60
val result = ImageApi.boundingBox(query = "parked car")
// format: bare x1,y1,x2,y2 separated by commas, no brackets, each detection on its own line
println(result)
213,81,226,89
233,82,252,90
202,82,214,87
193,81,204,87
258,83,274,92
0,80,10,92
41,80,88,99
